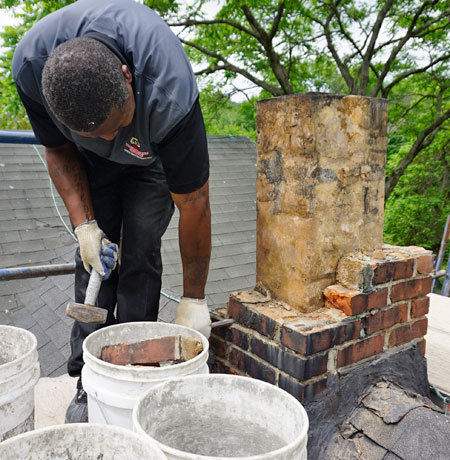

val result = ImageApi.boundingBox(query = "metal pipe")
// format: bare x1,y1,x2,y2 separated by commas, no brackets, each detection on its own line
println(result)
0,130,38,144
432,270,447,279
0,263,75,280
432,214,450,292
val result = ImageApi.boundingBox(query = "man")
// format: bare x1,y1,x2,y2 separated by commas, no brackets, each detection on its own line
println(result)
12,0,211,420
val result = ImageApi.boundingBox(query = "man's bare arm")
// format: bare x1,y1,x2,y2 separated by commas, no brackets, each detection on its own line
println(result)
45,141,94,227
171,181,211,299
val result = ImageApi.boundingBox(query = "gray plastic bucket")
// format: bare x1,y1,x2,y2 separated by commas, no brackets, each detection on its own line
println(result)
133,374,309,460
82,322,209,428
0,423,167,459
0,325,39,441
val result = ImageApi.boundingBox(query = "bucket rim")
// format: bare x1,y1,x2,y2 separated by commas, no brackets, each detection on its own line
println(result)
132,373,309,460
82,321,209,380
0,325,37,370
0,422,167,459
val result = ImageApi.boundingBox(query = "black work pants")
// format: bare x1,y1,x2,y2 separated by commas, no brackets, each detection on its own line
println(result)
67,153,174,378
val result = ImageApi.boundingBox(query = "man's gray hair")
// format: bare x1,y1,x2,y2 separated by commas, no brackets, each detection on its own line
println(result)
42,37,129,132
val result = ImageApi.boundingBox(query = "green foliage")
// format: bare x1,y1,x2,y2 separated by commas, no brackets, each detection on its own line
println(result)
200,89,256,140
384,144,450,252
0,0,449,252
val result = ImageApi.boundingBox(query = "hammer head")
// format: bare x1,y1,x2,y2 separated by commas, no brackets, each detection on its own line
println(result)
66,301,108,324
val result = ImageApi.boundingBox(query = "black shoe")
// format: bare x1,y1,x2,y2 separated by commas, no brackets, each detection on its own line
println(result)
65,379,88,423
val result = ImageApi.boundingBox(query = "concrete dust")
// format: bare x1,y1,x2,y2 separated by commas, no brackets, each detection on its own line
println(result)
151,415,286,457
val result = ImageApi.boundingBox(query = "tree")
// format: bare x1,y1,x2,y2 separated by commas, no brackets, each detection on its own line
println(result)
1,0,449,204
158,0,450,201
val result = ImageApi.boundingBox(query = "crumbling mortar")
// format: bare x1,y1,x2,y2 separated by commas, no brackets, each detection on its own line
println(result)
383,330,390,351
327,349,337,373
278,368,329,386
272,323,282,343
386,281,392,305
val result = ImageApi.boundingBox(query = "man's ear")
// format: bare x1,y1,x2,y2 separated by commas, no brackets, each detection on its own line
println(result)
121,65,132,84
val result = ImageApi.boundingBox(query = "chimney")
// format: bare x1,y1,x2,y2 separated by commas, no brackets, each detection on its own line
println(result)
256,93,387,312
209,93,432,460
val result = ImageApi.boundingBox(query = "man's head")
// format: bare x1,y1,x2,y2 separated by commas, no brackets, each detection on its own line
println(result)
42,37,134,140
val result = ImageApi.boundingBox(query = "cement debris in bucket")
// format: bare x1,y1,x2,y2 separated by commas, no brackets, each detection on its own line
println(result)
100,335,203,366
133,374,309,459
82,322,209,428
0,423,167,459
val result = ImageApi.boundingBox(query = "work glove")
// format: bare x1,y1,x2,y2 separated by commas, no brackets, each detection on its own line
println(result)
174,298,211,339
74,220,118,279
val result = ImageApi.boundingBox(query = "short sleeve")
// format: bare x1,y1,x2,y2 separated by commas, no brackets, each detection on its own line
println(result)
156,99,209,194
16,85,69,148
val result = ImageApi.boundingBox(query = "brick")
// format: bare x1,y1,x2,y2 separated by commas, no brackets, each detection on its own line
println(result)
389,318,428,348
228,296,278,339
411,297,430,318
211,359,243,376
372,259,414,284
417,339,426,357
228,347,277,384
337,333,384,368
212,324,249,351
209,336,227,359
280,319,360,356
390,277,432,303
364,303,408,334
250,336,328,380
416,255,434,275
324,286,388,315
278,374,329,404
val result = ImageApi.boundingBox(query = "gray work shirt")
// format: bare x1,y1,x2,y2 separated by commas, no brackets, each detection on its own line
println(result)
12,0,199,167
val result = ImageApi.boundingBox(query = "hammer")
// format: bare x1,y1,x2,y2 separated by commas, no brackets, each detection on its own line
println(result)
66,270,107,324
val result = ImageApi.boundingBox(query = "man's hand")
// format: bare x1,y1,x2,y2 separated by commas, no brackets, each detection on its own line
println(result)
174,297,211,338
74,220,118,278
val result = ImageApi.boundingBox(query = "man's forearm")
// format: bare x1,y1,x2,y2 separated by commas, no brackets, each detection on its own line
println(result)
45,142,94,227
172,182,211,299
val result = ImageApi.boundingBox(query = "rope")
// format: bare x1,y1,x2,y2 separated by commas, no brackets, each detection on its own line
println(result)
32,145,77,241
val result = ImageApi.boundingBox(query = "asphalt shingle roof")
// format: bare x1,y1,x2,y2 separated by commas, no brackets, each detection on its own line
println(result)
0,135,257,376
325,381,450,460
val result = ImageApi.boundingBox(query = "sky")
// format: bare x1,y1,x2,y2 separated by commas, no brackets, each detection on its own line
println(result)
0,2,252,101
0,8,19,52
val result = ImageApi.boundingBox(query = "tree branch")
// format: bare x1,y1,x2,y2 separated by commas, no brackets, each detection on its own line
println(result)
385,106,450,198
359,0,396,94
168,18,259,39
320,2,355,91
380,52,450,98
373,0,440,96
268,1,285,41
241,4,293,93
180,38,284,96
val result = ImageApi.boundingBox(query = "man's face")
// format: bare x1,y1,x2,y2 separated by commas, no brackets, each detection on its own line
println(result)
74,65,135,141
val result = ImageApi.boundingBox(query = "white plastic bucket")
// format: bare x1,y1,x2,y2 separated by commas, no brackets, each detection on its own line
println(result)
133,374,309,460
82,321,209,429
0,325,39,442
0,423,167,459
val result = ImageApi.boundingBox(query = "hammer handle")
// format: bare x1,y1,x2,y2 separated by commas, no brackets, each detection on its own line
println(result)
85,270,102,306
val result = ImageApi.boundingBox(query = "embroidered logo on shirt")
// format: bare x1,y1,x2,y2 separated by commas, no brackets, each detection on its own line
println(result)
124,137,150,159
